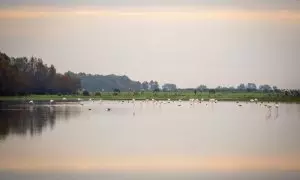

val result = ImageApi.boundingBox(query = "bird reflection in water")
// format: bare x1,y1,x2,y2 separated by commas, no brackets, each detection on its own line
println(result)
265,108,272,120
274,107,279,120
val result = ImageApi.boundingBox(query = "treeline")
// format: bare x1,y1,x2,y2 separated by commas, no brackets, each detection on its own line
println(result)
192,83,300,97
196,83,281,93
0,52,81,96
1,51,299,96
74,72,161,92
77,73,142,92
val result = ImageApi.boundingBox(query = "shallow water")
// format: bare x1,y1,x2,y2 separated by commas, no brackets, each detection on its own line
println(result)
0,100,300,179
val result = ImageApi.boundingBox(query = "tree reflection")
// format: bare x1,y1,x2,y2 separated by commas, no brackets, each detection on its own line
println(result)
0,104,81,141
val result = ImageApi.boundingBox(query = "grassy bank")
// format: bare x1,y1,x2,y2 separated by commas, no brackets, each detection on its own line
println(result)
0,92,300,102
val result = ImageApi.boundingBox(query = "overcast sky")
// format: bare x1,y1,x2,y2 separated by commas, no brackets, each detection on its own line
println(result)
0,0,300,88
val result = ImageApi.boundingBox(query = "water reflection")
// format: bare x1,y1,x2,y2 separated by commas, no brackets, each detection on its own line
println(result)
0,102,81,141
1,101,300,172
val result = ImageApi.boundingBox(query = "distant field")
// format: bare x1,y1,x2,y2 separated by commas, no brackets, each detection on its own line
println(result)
0,92,299,102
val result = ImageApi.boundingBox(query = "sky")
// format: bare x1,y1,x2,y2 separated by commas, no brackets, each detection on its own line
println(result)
0,0,300,88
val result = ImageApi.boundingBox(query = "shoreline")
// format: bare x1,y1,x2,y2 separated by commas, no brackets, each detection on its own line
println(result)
0,95,300,103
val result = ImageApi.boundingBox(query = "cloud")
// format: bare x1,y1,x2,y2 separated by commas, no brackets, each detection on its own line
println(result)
1,0,300,10
0,6,300,21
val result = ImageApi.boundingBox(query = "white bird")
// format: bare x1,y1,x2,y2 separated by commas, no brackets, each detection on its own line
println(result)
201,98,204,102
77,98,81,101
250,99,254,102
267,105,272,108
29,100,34,104
275,103,279,108
254,98,258,102
62,97,67,100
89,98,93,101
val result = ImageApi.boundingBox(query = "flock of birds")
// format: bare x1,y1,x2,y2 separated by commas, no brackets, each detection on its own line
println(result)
27,97,280,111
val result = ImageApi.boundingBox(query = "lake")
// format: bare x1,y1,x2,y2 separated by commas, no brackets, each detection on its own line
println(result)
1,100,300,179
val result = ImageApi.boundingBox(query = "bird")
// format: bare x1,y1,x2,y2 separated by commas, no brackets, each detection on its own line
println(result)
106,108,111,111
88,108,92,111
50,99,54,104
62,97,67,100
267,105,272,108
238,104,242,107
250,99,254,102
29,100,34,104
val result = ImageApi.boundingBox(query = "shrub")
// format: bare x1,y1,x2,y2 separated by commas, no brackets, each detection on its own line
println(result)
95,92,101,96
83,90,90,96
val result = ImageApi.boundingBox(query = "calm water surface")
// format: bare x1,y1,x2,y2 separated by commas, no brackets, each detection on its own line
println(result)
1,100,300,179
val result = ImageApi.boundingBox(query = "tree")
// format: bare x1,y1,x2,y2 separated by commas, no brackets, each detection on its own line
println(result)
246,83,257,92
272,86,280,93
82,90,90,96
113,88,120,95
149,80,159,91
209,89,216,94
197,85,207,92
259,84,272,93
162,83,177,91
0,52,81,95
153,88,160,95
237,83,246,91
142,81,149,91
